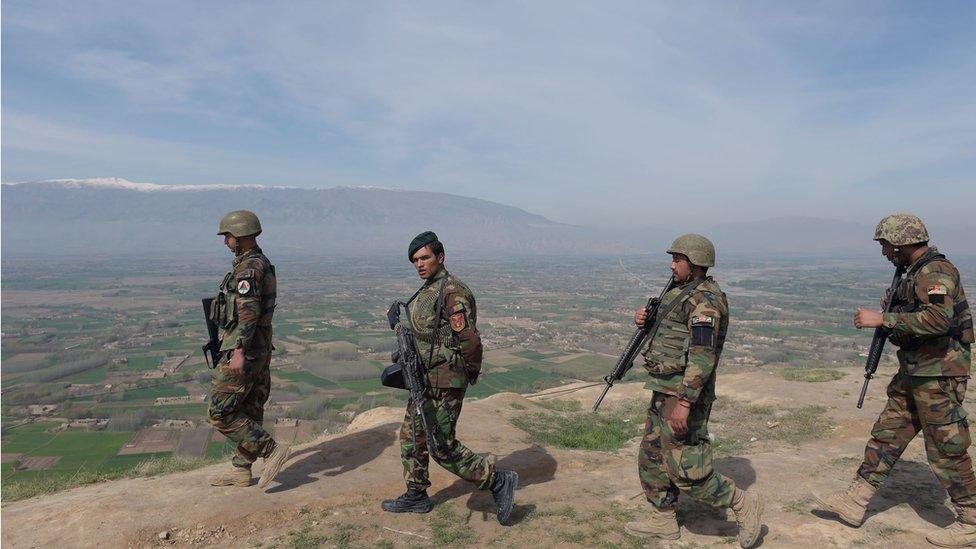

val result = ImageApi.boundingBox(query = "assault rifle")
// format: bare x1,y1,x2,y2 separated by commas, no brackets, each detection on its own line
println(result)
593,276,675,412
201,297,222,368
384,301,446,453
856,265,906,409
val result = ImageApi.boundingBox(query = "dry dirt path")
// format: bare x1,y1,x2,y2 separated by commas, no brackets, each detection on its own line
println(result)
2,368,968,548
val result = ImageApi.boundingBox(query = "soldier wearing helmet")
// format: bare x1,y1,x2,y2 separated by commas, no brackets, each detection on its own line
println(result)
206,210,291,490
815,213,975,547
626,234,763,548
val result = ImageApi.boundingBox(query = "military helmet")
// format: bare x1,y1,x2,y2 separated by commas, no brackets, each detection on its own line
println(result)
218,210,262,237
873,213,928,246
667,234,715,267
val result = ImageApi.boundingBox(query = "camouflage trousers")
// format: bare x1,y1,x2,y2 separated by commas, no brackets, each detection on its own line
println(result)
207,351,276,468
858,372,976,507
639,392,736,509
399,387,494,491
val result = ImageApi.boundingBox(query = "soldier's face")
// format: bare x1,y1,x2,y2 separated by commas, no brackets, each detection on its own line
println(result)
670,253,692,282
412,246,445,280
879,240,904,266
223,234,238,253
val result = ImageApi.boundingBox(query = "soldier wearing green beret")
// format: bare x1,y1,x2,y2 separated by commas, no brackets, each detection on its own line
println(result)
626,234,763,549
381,231,519,525
206,210,291,490
815,214,976,547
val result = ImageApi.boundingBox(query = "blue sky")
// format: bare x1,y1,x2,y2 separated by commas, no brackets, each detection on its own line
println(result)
2,1,974,227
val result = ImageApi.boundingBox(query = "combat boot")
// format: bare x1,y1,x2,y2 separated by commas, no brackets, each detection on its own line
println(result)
381,488,433,513
624,505,681,540
926,505,976,547
490,470,519,525
257,444,291,489
813,475,876,527
208,464,252,487
731,488,763,548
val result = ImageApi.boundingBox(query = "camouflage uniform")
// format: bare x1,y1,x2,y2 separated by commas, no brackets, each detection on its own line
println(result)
857,247,976,507
207,246,279,468
399,268,494,490
639,277,737,509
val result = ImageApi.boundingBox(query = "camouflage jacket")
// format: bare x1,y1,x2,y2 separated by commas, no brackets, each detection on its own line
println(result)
642,277,729,403
216,246,277,358
409,268,483,389
883,247,973,376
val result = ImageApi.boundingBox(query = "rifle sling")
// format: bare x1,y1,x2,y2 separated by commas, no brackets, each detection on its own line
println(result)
428,278,447,370
645,277,706,343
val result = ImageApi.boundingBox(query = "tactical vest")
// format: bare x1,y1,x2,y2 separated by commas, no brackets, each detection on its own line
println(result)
210,257,276,353
642,279,729,376
409,278,459,368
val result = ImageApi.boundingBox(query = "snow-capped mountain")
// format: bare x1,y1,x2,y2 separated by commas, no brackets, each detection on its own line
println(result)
1,178,594,256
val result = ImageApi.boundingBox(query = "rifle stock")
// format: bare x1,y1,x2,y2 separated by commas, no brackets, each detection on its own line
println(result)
593,276,674,412
857,265,906,409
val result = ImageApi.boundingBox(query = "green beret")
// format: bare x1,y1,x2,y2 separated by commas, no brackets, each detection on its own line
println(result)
408,231,439,260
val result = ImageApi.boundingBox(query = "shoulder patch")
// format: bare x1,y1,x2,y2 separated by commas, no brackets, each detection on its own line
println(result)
691,314,715,326
450,312,467,332
237,279,252,295
236,268,257,280
928,284,948,295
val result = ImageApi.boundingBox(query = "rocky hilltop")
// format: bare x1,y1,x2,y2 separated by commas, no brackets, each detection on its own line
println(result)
1,373,963,548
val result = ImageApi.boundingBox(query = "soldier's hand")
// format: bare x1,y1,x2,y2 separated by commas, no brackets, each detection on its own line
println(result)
854,308,883,329
634,309,648,327
667,400,691,438
228,348,246,376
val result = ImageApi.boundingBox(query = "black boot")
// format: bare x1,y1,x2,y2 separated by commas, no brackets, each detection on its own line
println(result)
381,488,432,513
490,470,519,525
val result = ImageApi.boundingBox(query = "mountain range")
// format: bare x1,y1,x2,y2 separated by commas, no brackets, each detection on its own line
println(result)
2,178,973,258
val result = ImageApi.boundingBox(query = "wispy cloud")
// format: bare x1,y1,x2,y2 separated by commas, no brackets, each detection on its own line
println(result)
3,1,974,227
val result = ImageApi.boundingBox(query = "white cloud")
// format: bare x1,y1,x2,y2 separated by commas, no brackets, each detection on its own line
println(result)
2,1,974,226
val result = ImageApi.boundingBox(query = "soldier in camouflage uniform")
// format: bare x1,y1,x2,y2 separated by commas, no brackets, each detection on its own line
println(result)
815,214,976,547
626,234,763,549
381,231,518,524
207,210,291,490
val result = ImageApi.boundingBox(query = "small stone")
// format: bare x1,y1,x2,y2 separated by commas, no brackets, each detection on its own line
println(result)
158,531,170,540
749,437,758,442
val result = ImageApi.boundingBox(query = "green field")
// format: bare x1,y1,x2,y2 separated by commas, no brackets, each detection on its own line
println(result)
1,422,133,480
552,355,614,380
299,359,383,382
339,377,388,393
276,370,339,389
205,438,236,459
125,355,162,370
467,367,562,398
146,337,194,351
512,350,556,361
122,384,190,402
64,366,109,384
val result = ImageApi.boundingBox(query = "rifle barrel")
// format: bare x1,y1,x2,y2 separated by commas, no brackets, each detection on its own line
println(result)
856,266,905,409
592,384,612,412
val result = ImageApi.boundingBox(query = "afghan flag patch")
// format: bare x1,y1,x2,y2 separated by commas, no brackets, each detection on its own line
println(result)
928,284,948,295
691,314,714,326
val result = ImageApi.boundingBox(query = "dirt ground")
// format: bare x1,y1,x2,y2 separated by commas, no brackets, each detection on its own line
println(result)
2,367,971,548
